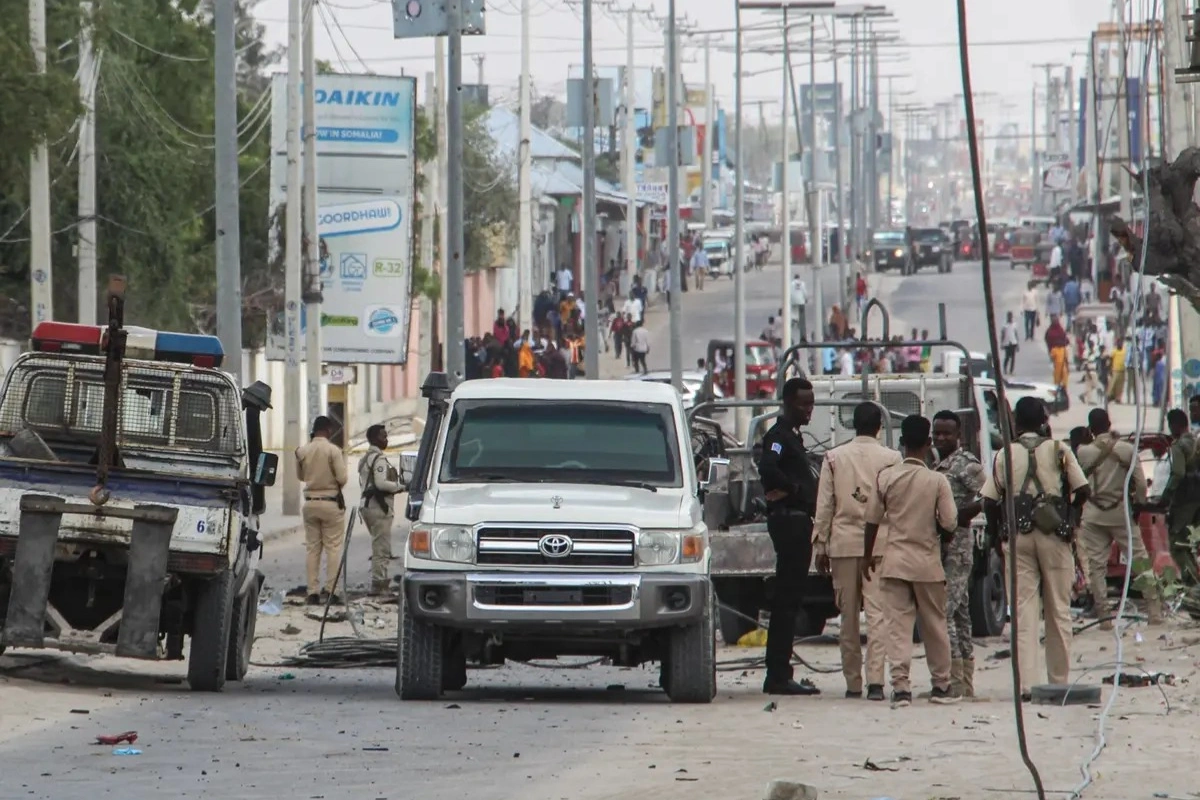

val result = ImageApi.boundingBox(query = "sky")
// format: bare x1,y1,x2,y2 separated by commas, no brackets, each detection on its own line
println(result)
254,0,1117,130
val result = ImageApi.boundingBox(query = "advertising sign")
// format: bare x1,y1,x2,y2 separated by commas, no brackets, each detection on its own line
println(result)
267,73,417,364
1041,152,1072,192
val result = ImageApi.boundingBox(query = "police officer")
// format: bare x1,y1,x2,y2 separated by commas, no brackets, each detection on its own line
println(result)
813,401,900,701
1162,408,1200,606
931,410,986,698
359,424,404,596
296,415,348,605
1076,408,1161,628
758,377,821,696
982,397,1088,700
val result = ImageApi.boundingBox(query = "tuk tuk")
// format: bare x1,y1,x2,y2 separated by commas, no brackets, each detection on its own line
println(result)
705,339,778,399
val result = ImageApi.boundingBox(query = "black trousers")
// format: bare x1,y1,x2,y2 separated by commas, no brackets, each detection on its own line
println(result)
1023,310,1036,341
1003,344,1018,375
765,509,812,681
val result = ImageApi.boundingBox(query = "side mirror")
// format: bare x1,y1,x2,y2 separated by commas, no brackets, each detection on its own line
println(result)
254,452,279,486
701,457,731,493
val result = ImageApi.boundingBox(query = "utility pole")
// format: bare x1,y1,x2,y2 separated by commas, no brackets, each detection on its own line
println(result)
517,0,533,334
1032,62,1056,214
302,0,321,429
734,4,747,432
867,27,879,240
832,17,846,312
435,37,448,365
623,9,638,282
666,0,682,391
1030,84,1039,213
419,71,436,380
446,2,466,382
29,0,53,328
1084,35,1100,286
582,0,600,380
214,0,242,381
808,18,822,336
77,1,97,326
848,16,859,259
1066,65,1076,202
1115,27,1132,223
472,53,485,86
780,8,791,354
701,38,713,229
282,0,303,515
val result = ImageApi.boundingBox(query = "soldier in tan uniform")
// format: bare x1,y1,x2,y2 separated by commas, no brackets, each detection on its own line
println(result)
813,401,900,701
863,414,961,707
296,415,348,605
1075,408,1162,628
982,397,1089,699
359,424,404,595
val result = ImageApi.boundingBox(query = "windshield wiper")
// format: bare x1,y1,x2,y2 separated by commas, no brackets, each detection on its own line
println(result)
557,477,659,493
448,473,531,483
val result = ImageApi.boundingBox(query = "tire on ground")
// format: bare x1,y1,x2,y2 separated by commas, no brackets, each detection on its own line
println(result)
225,581,259,682
396,588,444,700
664,588,717,703
970,549,1007,636
188,569,235,692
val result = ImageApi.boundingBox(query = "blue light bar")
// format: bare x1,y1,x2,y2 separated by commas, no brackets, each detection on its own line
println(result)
154,331,225,368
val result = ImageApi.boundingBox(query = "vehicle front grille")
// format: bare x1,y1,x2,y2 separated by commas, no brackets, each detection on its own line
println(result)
476,526,636,567
473,584,635,607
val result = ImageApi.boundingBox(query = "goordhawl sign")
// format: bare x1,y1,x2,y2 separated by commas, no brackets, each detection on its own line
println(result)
267,73,417,364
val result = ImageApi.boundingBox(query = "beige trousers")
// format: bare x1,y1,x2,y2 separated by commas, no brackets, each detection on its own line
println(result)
1006,532,1074,691
303,500,346,595
880,578,952,694
830,556,888,692
1078,519,1157,615
361,505,394,585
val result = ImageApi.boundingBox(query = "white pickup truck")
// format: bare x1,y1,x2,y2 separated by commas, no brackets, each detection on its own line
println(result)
398,374,718,703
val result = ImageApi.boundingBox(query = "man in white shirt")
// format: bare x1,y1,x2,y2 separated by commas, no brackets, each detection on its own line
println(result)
1021,283,1039,341
629,321,651,374
555,265,573,299
1048,242,1064,273
791,274,809,342
621,294,644,325
839,349,855,375
1000,311,1020,375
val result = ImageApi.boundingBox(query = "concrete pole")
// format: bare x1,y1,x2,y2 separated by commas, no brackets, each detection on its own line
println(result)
419,72,436,380
1163,0,1195,152
282,0,303,515
1085,36,1100,286
29,0,53,328
780,9,792,354
624,9,638,281
77,0,97,326
808,21,822,339
666,0,682,392
1116,27,1132,223
435,38,448,362
517,0,533,333
1066,65,1076,201
848,17,859,260
734,4,747,430
867,28,879,240
214,0,242,382
302,0,321,428
446,1,466,383
831,19,846,313
582,0,600,380
1031,86,1039,213
701,38,713,229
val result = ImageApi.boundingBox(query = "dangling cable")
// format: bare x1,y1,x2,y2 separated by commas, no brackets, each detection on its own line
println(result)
952,2,1046,798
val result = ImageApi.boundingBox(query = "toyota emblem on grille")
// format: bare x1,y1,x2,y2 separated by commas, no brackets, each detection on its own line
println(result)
538,534,574,558
550,495,563,509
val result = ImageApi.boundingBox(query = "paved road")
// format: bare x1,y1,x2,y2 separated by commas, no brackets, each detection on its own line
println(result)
0,255,1060,800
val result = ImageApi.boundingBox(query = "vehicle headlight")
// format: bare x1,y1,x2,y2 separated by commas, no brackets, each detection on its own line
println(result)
637,530,706,565
931,245,941,252
893,248,903,257
409,525,475,563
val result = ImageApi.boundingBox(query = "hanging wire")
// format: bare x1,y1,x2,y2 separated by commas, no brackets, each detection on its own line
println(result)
107,26,208,62
952,0,1046,798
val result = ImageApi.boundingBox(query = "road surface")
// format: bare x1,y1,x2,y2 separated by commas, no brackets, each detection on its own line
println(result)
7,256,1179,800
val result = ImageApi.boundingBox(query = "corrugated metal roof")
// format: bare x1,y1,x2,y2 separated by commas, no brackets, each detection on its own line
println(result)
483,106,579,161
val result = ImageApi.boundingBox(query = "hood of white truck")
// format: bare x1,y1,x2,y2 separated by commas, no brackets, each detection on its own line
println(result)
427,482,693,529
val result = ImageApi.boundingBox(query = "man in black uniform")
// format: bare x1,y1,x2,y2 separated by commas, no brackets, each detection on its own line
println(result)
757,377,821,696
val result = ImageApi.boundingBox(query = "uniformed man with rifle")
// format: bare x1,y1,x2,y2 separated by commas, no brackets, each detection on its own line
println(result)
359,424,405,596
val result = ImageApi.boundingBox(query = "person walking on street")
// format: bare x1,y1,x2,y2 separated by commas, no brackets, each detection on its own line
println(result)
863,414,961,708
791,274,809,342
931,411,986,697
1076,409,1162,628
690,243,709,290
1022,282,1040,341
1045,315,1071,393
359,424,404,596
629,320,650,375
813,401,901,701
982,397,1089,699
296,416,349,605
757,378,822,696
1001,312,1020,375
1161,409,1200,609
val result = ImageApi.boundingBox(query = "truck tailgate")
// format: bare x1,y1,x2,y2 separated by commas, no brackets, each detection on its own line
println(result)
0,460,236,555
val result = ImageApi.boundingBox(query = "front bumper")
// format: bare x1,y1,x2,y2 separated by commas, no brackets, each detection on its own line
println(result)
405,571,711,631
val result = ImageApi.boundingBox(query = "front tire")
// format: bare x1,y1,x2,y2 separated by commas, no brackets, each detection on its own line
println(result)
396,588,444,700
188,570,235,692
663,588,717,703
970,549,1008,636
225,576,260,682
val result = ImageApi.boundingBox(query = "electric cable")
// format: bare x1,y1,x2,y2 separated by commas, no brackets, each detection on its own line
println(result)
107,26,208,63
952,2,1047,799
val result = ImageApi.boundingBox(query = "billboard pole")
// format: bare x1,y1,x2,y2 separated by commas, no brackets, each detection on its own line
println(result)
214,0,242,381
302,0,322,430
445,0,467,384
583,0,601,380
282,0,303,516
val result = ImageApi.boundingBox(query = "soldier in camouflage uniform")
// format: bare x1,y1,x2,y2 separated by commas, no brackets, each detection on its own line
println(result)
931,410,986,698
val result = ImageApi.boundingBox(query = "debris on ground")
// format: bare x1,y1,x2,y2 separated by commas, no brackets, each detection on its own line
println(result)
111,747,142,756
1102,671,1175,687
763,780,819,800
94,731,137,746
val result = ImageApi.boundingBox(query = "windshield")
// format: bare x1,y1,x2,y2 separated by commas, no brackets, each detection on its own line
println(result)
702,240,728,251
746,345,776,366
915,229,945,242
439,400,683,487
874,232,905,245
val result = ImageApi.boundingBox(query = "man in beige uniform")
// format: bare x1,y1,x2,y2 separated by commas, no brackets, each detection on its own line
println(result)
982,397,1089,699
359,424,404,595
813,401,900,701
863,414,961,707
1075,408,1162,628
296,415,348,605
